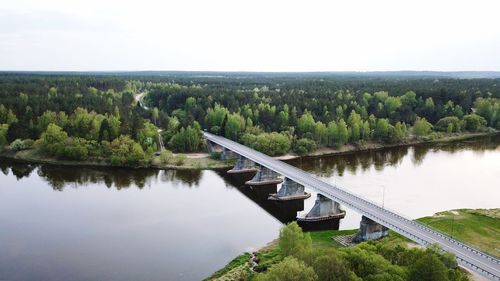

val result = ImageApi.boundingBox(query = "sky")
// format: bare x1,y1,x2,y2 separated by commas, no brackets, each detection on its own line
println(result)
1,0,499,72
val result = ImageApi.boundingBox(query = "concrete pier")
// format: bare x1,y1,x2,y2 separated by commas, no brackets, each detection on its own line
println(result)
297,194,345,231
352,216,389,242
206,140,223,153
227,156,258,174
268,177,311,201
220,147,239,160
245,166,283,186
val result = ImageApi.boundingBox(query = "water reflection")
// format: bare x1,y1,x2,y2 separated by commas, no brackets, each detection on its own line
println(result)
0,159,203,191
290,135,500,176
219,171,304,224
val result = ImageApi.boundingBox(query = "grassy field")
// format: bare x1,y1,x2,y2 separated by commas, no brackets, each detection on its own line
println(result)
418,209,500,258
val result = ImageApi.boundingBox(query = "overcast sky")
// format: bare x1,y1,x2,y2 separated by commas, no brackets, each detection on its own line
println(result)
1,0,499,72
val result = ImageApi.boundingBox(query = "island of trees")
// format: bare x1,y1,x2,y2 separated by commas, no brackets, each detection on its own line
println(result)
0,72,499,167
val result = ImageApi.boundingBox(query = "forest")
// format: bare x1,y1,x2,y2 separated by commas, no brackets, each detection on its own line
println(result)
0,72,499,166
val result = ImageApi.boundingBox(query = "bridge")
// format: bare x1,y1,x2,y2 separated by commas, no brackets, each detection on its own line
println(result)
204,132,500,280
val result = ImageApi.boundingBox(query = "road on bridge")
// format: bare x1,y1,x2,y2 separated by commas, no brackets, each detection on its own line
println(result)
204,132,500,280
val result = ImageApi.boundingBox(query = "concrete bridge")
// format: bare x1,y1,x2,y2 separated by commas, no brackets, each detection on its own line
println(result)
204,132,500,280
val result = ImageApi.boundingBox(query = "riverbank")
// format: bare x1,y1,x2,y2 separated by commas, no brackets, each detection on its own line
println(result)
276,131,500,160
1,131,498,170
0,148,234,170
207,208,499,280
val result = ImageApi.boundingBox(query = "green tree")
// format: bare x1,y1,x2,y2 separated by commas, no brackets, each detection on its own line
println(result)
297,111,316,137
293,138,317,156
255,257,317,281
462,114,487,132
348,110,363,142
413,118,433,137
335,119,349,146
374,118,391,142
326,121,338,147
278,222,312,260
409,253,449,281
0,124,8,146
225,113,245,141
110,135,146,166
435,117,461,132
311,249,357,281
40,123,68,156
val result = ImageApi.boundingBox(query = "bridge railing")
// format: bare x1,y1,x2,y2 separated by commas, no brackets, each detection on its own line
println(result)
326,180,500,264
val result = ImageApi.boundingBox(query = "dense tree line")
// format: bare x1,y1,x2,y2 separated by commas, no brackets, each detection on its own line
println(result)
145,78,499,155
1,74,499,159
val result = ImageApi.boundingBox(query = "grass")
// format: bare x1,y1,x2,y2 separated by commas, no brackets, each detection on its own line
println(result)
418,209,500,258
309,229,358,248
205,253,251,280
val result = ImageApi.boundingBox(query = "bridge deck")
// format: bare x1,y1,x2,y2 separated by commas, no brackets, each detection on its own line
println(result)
204,132,500,280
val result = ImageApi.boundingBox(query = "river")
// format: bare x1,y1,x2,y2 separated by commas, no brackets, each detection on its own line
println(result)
0,135,499,281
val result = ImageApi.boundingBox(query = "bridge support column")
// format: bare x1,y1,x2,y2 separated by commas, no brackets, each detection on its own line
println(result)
245,166,283,186
352,216,389,243
297,194,345,231
268,177,311,201
228,156,258,174
206,140,222,154
220,147,239,160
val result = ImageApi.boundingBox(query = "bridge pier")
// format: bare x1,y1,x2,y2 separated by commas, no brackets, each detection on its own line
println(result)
227,156,258,174
268,177,311,201
352,216,389,243
220,147,239,160
297,194,345,231
245,166,283,186
206,140,222,153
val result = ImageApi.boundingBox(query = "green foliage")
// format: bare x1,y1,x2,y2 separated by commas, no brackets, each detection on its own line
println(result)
408,252,449,281
110,135,146,166
0,104,17,125
159,149,173,164
241,132,291,156
168,126,201,152
0,124,9,146
40,123,68,155
278,222,312,260
474,97,500,129
311,248,358,281
462,114,487,132
435,117,461,132
254,257,317,281
297,111,316,137
9,139,26,151
335,119,349,146
413,117,433,137
293,138,317,156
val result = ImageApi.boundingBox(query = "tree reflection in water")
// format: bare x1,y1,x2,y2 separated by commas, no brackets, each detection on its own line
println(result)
0,159,203,191
0,134,498,191
289,134,500,176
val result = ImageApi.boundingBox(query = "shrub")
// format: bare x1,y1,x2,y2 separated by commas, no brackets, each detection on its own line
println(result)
9,139,25,151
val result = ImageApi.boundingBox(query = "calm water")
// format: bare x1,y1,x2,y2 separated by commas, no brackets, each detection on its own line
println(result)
1,135,499,281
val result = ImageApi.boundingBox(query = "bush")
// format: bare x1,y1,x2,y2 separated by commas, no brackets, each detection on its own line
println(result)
160,150,173,164
9,139,26,151
435,116,461,132
463,114,487,132
22,139,34,148
293,138,317,156
242,132,291,156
